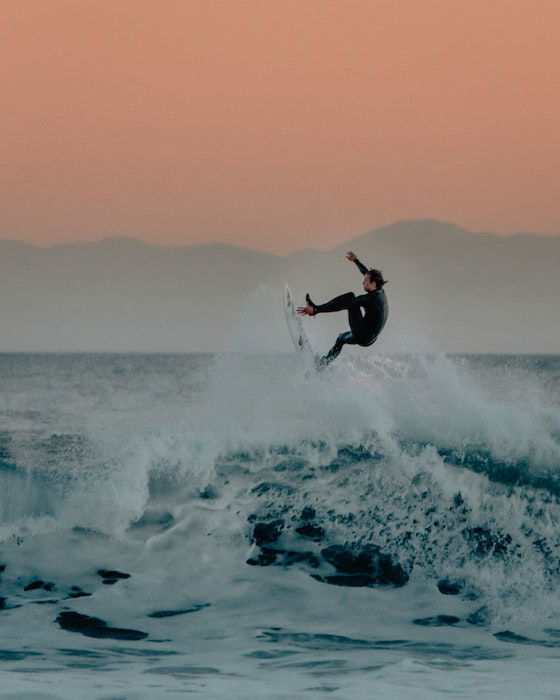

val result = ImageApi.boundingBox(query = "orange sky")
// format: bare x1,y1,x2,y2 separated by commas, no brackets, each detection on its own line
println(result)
1,0,559,253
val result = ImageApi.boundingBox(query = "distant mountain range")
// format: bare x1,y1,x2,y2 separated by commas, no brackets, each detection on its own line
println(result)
1,220,558,353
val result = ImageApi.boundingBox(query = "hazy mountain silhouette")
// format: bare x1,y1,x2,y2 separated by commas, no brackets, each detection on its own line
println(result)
1,220,558,352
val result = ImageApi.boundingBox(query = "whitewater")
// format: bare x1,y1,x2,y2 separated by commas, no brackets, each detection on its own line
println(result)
1,351,560,698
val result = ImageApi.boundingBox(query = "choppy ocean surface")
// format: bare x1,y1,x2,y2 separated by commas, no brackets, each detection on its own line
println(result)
1,351,560,699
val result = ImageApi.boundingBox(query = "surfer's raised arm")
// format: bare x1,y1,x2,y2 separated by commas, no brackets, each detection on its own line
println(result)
346,251,369,276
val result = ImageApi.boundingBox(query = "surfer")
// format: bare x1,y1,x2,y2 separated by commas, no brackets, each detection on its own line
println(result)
297,252,388,366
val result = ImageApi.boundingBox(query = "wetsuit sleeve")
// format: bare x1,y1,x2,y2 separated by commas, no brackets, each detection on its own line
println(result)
353,258,369,275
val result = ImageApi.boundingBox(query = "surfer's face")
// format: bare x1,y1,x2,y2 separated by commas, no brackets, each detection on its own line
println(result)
363,274,377,292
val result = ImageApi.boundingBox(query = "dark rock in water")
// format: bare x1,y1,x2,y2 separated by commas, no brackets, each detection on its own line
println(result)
247,551,278,566
67,586,92,599
246,530,406,588
300,506,316,521
279,550,320,568
467,606,491,626
413,615,461,627
97,569,130,579
494,630,533,645
321,545,367,574
0,564,5,572
264,547,320,568
200,485,219,499
24,580,54,592
24,579,44,591
252,520,284,546
97,569,130,585
437,578,464,595
0,597,6,610
148,603,210,618
247,548,320,569
56,612,147,640
295,524,325,542
320,545,408,587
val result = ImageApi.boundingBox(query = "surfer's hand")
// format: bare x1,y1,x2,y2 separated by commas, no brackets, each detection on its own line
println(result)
346,251,357,262
297,304,315,316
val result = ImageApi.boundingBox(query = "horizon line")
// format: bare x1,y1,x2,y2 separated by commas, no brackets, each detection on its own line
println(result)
1,217,559,257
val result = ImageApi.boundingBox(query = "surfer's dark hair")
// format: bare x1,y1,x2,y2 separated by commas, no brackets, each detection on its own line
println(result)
368,269,387,287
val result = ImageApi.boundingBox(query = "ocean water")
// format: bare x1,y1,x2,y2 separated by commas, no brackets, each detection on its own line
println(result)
1,351,560,699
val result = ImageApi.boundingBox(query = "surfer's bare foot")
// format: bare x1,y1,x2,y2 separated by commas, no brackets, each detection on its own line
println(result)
297,304,315,316
299,293,317,316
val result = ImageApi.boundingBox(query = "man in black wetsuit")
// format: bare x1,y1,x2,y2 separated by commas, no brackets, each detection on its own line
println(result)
297,251,388,366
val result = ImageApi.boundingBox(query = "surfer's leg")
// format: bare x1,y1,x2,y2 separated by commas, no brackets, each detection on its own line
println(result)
346,299,369,343
318,331,356,366
315,292,355,314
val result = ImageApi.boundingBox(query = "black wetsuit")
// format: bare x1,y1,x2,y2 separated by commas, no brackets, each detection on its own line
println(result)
314,258,388,365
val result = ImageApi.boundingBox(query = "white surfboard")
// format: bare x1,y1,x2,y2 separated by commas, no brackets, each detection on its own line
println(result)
283,284,316,362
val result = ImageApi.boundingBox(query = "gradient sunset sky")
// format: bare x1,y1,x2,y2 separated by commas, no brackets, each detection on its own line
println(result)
2,0,559,253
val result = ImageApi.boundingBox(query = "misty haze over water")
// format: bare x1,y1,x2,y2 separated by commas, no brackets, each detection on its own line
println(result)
1,220,558,354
